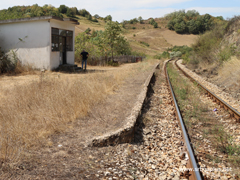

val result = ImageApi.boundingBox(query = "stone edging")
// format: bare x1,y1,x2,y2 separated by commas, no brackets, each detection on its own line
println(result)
89,62,160,147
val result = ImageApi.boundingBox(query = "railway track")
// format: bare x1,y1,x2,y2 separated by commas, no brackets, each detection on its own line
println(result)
166,59,240,179
88,60,238,179
164,60,202,180
175,60,240,122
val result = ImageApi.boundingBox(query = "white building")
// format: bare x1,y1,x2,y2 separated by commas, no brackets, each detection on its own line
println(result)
0,16,79,70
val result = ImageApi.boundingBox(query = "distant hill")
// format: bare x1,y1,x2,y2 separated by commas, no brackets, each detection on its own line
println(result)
74,15,198,57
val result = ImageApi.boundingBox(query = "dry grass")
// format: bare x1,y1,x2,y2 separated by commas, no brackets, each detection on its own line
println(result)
0,59,157,164
216,56,240,83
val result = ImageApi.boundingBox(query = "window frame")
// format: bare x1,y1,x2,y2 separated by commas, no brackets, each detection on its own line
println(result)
51,28,73,52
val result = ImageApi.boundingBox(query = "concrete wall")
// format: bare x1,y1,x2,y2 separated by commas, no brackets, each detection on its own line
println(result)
0,20,51,69
0,19,76,70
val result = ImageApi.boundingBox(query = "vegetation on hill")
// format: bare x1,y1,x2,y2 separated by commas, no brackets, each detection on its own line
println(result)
122,16,159,29
183,16,240,68
75,20,132,64
0,4,63,20
165,10,224,34
0,4,108,21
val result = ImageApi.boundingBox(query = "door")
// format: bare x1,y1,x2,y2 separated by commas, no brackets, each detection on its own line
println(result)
62,37,67,64
59,36,67,64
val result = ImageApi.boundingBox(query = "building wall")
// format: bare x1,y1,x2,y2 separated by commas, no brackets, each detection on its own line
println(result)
0,19,76,70
0,20,51,69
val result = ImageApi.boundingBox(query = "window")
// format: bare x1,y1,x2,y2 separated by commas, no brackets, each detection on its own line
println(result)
66,30,73,51
52,28,59,51
51,28,73,52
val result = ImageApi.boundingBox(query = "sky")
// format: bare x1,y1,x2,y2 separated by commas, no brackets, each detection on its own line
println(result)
0,0,239,22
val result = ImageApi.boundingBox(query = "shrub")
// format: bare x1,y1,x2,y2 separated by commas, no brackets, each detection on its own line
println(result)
92,19,98,23
140,41,149,47
0,48,35,74
153,22,158,28
85,28,91,34
170,51,182,58
0,48,14,73
154,51,170,60
161,51,170,59
87,14,92,21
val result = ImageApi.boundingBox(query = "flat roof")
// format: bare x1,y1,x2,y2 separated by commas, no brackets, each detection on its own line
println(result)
0,16,79,25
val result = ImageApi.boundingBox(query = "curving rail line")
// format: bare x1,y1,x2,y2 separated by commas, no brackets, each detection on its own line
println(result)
164,60,202,180
175,60,240,122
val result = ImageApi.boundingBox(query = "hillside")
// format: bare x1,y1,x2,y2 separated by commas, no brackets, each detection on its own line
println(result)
209,18,240,99
75,16,198,56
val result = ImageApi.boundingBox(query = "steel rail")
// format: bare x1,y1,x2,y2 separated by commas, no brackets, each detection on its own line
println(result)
175,60,240,122
165,60,202,180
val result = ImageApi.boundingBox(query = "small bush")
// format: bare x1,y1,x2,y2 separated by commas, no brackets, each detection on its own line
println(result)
218,47,232,62
85,28,91,34
92,19,98,23
0,48,35,74
140,41,149,47
153,54,162,59
108,61,119,66
153,22,158,28
0,48,14,73
132,27,136,29
170,51,182,58
154,51,170,59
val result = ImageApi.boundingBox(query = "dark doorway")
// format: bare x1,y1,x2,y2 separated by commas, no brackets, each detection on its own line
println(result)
62,37,67,64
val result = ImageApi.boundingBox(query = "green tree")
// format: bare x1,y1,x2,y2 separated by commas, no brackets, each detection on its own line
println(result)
104,21,122,61
78,9,91,17
70,7,78,15
94,14,100,19
66,8,74,17
187,19,199,34
87,14,92,21
138,16,143,24
174,21,186,33
104,15,112,22
114,36,131,55
58,5,68,14
153,22,158,28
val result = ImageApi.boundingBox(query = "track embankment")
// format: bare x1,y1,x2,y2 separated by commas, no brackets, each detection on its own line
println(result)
171,60,240,179
176,60,240,115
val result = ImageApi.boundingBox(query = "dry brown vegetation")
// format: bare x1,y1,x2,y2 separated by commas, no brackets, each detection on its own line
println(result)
123,18,197,56
0,60,157,164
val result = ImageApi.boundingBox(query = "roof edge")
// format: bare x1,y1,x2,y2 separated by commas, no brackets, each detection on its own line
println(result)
0,16,79,25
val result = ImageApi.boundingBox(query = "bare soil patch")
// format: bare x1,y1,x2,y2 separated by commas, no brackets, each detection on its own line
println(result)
160,29,198,47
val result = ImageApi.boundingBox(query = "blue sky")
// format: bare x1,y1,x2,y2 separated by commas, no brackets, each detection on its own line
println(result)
0,0,239,21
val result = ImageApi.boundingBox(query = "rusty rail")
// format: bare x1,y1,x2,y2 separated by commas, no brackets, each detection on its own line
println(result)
175,60,240,122
165,60,202,180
